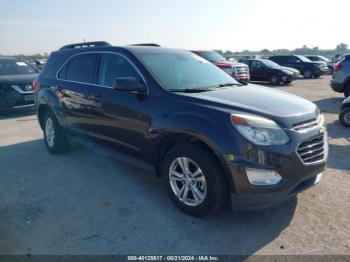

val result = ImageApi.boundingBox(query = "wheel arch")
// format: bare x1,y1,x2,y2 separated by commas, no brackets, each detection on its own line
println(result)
154,132,236,193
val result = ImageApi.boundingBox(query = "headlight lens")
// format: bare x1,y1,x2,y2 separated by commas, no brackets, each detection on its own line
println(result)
282,70,293,75
231,114,290,146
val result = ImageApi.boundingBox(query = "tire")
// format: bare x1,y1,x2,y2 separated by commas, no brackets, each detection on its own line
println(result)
43,110,69,154
269,75,280,85
339,108,350,127
313,75,321,79
328,66,334,75
303,70,312,79
284,80,292,85
344,84,350,98
162,143,228,217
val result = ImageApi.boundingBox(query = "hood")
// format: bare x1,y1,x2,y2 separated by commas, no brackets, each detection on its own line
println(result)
279,66,300,74
179,84,318,127
0,74,38,85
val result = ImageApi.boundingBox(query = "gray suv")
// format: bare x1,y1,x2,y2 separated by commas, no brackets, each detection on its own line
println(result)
331,54,350,98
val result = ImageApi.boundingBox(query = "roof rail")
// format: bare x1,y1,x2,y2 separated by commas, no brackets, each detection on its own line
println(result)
129,43,161,47
59,41,111,50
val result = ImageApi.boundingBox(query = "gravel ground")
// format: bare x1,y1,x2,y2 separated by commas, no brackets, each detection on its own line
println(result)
0,76,349,256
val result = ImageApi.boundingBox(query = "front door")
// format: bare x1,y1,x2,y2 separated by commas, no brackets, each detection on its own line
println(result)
89,53,151,158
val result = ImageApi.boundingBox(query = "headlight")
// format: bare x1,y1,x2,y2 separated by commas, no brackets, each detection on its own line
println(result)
231,114,290,146
223,67,233,75
282,70,293,75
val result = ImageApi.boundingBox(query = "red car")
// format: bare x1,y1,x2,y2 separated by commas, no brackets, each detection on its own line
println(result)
191,50,250,84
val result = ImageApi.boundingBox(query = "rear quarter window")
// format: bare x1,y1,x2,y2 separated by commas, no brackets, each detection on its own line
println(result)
40,53,67,79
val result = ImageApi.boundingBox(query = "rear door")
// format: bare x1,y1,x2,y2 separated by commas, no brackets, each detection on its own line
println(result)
88,52,151,158
57,53,99,136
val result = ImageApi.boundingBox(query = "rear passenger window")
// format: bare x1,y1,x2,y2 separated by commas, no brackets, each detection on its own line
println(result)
98,53,141,87
60,53,98,84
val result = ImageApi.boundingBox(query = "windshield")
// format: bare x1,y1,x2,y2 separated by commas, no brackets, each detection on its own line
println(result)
0,60,36,75
318,56,330,62
296,55,311,62
261,59,281,68
196,51,227,63
138,51,238,91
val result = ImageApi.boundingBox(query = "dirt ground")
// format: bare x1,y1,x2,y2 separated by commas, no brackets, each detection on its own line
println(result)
0,76,349,256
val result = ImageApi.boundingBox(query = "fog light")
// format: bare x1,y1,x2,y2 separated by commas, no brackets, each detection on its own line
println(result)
245,168,282,185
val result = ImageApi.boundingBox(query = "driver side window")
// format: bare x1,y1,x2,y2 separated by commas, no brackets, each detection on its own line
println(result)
98,53,141,87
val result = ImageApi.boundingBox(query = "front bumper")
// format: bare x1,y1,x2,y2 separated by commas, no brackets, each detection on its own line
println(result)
0,86,34,111
225,122,328,211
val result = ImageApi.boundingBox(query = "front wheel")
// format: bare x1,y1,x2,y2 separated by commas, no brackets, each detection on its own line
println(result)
269,75,280,85
339,108,350,127
328,66,334,75
43,111,69,154
303,70,312,79
162,143,227,217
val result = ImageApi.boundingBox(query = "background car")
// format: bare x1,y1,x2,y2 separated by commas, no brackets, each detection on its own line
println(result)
269,55,329,79
241,59,300,85
0,57,38,112
339,96,350,127
331,54,350,97
191,50,250,84
305,55,334,74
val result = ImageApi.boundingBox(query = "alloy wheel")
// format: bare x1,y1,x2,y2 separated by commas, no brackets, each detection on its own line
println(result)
45,118,55,148
169,157,207,207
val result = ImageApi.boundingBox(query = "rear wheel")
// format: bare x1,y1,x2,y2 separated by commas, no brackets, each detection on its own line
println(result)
269,75,280,85
162,143,227,217
303,70,312,79
43,111,69,154
339,108,350,127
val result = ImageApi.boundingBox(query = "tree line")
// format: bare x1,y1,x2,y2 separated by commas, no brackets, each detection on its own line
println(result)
214,43,349,58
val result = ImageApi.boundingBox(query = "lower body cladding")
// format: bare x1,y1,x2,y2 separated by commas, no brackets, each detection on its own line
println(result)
225,128,328,211
0,87,34,111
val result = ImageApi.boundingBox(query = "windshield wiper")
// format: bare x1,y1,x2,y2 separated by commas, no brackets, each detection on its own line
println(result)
168,88,216,93
217,82,243,87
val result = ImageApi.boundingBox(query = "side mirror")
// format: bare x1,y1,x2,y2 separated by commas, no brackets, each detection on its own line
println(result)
113,77,147,93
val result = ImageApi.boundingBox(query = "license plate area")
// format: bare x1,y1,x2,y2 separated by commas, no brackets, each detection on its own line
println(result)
24,94,34,101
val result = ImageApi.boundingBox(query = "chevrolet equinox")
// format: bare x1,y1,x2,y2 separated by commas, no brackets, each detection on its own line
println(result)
35,42,328,216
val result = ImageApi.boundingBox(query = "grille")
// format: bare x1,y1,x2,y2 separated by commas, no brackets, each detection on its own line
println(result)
297,134,326,164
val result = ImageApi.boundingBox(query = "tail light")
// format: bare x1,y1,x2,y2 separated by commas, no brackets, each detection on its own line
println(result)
32,79,38,92
335,63,342,72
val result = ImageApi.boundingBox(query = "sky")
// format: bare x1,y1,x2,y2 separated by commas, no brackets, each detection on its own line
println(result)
0,0,349,55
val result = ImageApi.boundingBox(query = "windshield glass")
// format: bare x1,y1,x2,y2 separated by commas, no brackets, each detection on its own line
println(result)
261,59,281,68
0,60,36,75
196,51,227,63
318,56,330,62
296,55,311,62
138,51,238,91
